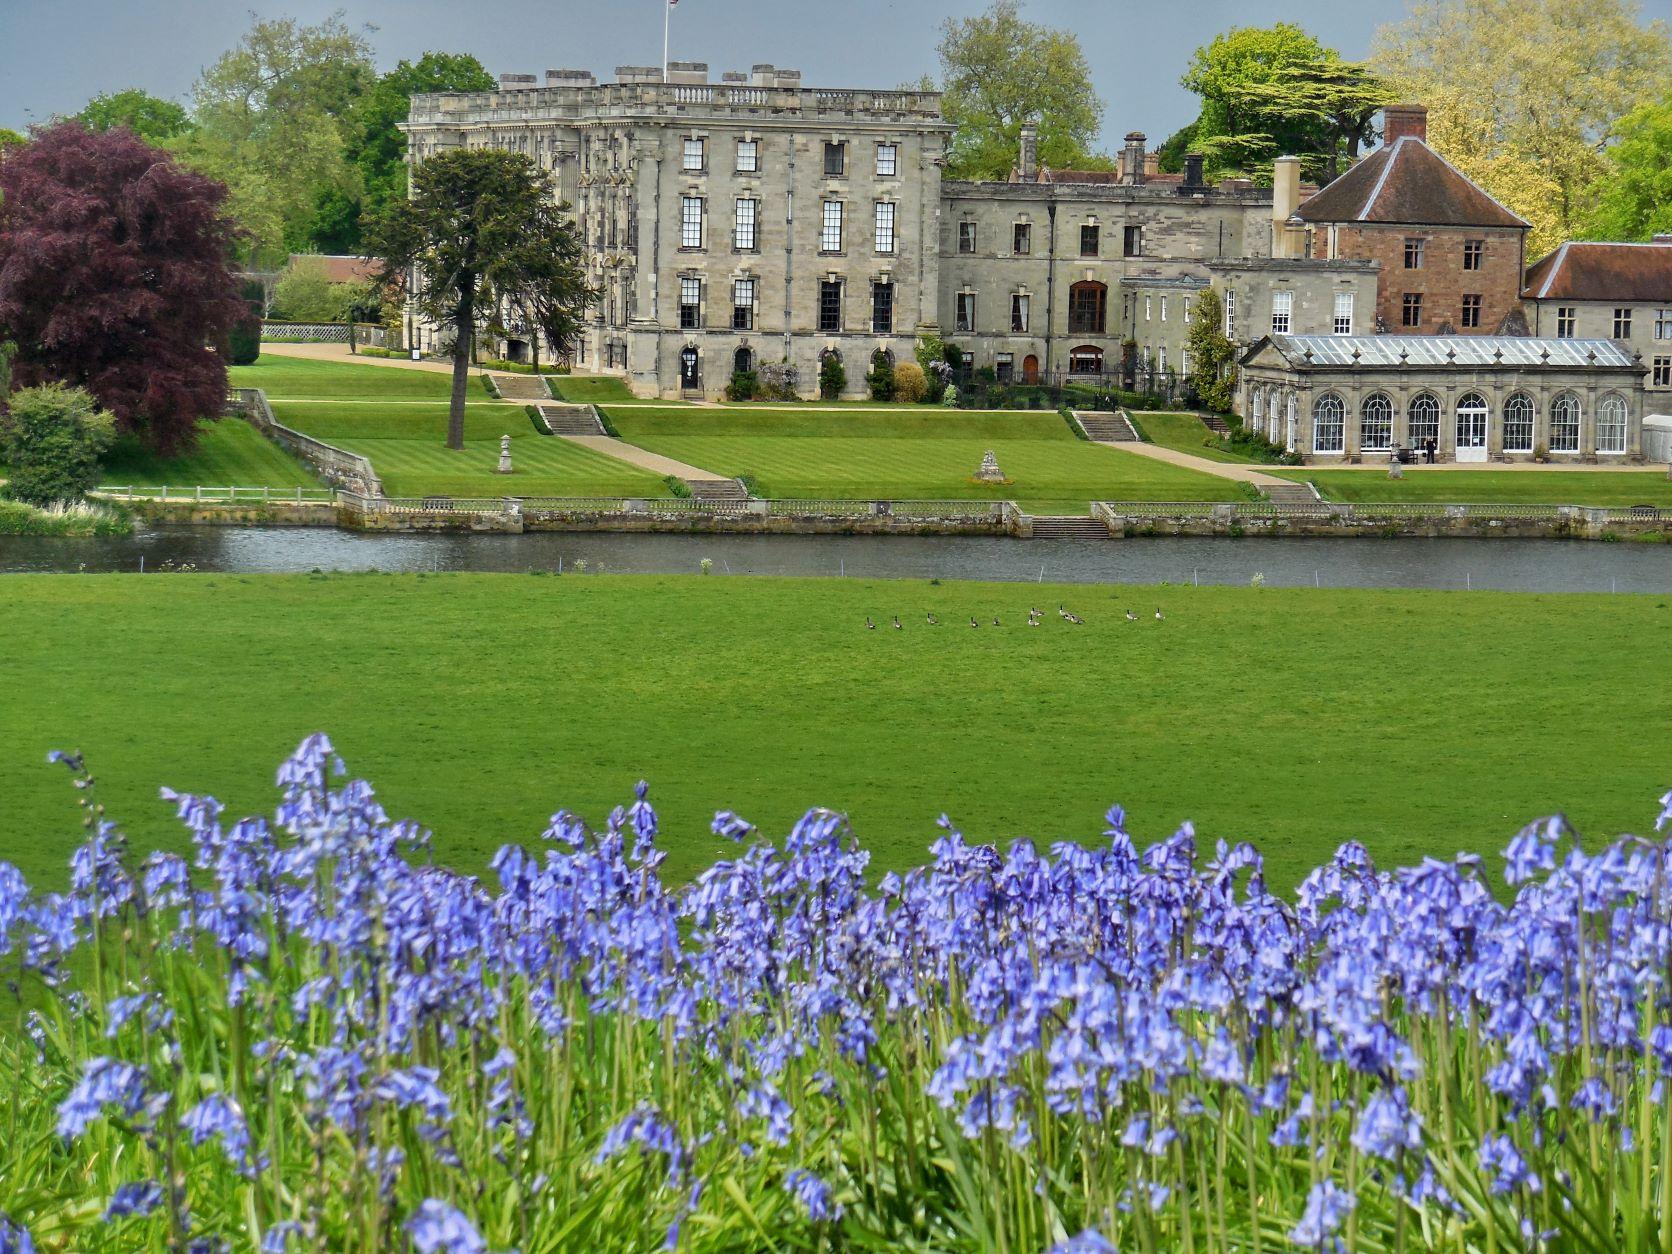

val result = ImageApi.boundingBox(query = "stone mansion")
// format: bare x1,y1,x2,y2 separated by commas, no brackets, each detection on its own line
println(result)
400,63,1669,461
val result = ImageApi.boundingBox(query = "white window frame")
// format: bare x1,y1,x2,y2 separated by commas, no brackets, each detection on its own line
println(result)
820,200,844,253
736,139,759,173
1333,291,1354,336
1615,308,1634,340
732,278,756,330
1360,393,1393,452
1225,290,1236,338
1504,394,1535,453
1313,393,1346,454
1408,394,1440,449
1556,307,1577,339
1271,290,1293,335
1160,296,1168,323
1654,356,1672,387
958,221,977,254
1657,309,1672,341
875,143,898,177
680,196,704,249
682,137,705,172
734,198,758,251
1550,393,1581,453
1598,394,1628,454
874,201,895,254
679,276,702,328
1011,292,1030,333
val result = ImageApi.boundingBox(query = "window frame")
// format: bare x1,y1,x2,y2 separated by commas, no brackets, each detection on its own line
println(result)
1313,392,1346,454
732,278,756,331
873,201,896,254
1271,289,1293,335
735,139,759,174
1597,394,1628,455
1615,307,1634,339
733,197,758,252
680,196,704,250
1404,238,1425,269
1079,223,1100,257
1550,392,1581,453
1360,393,1394,452
1402,292,1423,328
955,291,976,334
823,142,846,178
1655,356,1672,388
1011,292,1030,334
957,221,977,254
871,280,894,334
1463,239,1484,271
1503,393,1535,453
1408,393,1440,449
875,143,898,177
1123,225,1142,257
678,276,703,329
818,279,844,333
1333,290,1354,336
1012,222,1032,255
1556,306,1577,339
681,137,706,173
1067,281,1108,336
1461,294,1483,329
820,199,844,254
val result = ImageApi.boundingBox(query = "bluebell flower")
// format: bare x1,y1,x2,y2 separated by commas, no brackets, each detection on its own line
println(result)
0,1212,36,1254
404,1199,487,1254
1045,1233,1117,1254
784,1168,842,1222
57,1057,159,1138
1290,1181,1355,1249
103,1181,163,1221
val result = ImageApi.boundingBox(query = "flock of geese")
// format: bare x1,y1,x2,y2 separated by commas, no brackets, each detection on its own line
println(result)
864,605,1165,630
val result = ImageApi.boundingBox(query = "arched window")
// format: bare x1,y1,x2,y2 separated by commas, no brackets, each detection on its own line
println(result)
733,346,754,376
1456,392,1489,453
1252,388,1264,426
1360,393,1394,452
1597,394,1628,454
1408,393,1440,449
1067,345,1104,375
872,347,895,370
1313,393,1346,454
1504,393,1535,453
1067,281,1108,335
1551,392,1581,453
679,346,701,390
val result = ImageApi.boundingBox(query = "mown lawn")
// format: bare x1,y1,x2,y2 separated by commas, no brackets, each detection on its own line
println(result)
3,574,1668,893
232,355,463,400
266,400,671,499
1128,412,1262,465
1275,468,1672,507
551,375,642,404
92,420,322,491
607,407,1245,511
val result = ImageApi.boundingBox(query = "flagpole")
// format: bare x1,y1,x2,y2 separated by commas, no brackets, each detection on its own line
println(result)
662,0,671,81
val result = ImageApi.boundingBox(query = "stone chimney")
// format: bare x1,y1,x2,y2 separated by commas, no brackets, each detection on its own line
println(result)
1144,152,1160,179
1271,156,1304,259
1383,104,1429,145
666,61,709,85
1121,132,1148,185
1179,153,1208,195
1017,125,1038,182
499,73,538,91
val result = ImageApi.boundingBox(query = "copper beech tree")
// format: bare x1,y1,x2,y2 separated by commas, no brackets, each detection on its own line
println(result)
0,123,246,454
368,148,594,451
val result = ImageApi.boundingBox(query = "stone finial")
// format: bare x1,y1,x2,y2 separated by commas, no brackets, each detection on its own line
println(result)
496,434,514,475
975,450,1007,483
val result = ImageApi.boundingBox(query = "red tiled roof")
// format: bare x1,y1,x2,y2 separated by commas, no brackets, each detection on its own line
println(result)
1524,241,1672,302
1297,137,1528,230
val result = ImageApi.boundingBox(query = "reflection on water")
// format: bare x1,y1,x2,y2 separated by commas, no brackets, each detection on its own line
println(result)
3,525,1672,592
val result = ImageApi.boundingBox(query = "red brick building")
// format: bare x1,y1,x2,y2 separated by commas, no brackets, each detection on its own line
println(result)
1296,106,1530,337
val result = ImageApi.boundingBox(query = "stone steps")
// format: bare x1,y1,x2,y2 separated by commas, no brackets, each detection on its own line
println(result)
1074,411,1140,442
492,373,552,401
688,478,750,501
1030,515,1112,540
535,404,607,436
1263,482,1319,506
1201,414,1232,435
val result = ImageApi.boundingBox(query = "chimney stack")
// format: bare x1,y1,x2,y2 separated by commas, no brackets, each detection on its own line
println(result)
1121,131,1148,185
1018,125,1038,182
1179,153,1207,195
1382,104,1429,145
1271,156,1304,259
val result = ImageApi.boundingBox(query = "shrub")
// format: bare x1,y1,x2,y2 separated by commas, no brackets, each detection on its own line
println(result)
663,475,692,498
865,355,895,402
725,370,759,402
0,384,117,505
0,497,131,536
818,354,846,401
226,280,263,366
893,361,928,403
268,260,356,323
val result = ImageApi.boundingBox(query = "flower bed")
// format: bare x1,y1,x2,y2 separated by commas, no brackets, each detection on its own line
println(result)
1,738,1668,1251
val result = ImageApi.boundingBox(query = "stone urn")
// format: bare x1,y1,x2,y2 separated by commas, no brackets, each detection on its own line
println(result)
496,434,514,475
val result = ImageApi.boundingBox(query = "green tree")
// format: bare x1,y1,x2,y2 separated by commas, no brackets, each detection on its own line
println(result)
77,89,192,143
819,353,847,400
1583,98,1672,240
1373,0,1672,255
1181,24,1393,182
0,129,25,153
367,148,595,450
0,384,117,505
1184,290,1238,415
269,259,352,322
174,12,375,267
935,0,1106,179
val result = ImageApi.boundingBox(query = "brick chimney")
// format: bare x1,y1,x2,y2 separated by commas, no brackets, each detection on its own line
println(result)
1383,104,1429,145
1121,131,1148,185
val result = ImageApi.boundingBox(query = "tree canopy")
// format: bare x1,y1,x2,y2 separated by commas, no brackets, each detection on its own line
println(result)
935,0,1107,179
76,89,193,144
1180,24,1394,184
0,123,246,455
366,148,594,450
1585,97,1672,240
1372,0,1672,255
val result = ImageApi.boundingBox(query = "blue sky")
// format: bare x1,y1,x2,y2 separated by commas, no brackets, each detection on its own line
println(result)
2,0,1670,142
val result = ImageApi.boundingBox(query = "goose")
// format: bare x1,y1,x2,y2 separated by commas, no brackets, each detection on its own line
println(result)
1125,609,1139,622
1057,604,1070,620
970,617,980,629
992,616,1002,627
1064,610,1084,625
866,617,876,630
892,616,903,630
1030,606,1043,619
926,612,941,626
1155,608,1165,621
1027,615,1040,627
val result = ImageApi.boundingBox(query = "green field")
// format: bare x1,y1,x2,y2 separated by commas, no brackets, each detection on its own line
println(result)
550,374,642,404
607,407,1246,511
90,419,320,490
1276,467,1672,507
1128,411,1264,465
2,573,1668,893
233,355,461,399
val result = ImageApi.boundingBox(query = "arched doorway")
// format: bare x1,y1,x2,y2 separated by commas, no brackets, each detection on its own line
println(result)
1022,354,1040,384
1456,392,1489,463
1067,345,1104,376
679,346,701,391
733,346,754,376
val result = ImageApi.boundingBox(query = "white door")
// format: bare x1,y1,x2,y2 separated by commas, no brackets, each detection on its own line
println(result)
1456,401,1488,463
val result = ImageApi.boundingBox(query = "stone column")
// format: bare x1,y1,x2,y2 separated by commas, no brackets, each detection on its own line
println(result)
1343,387,1361,462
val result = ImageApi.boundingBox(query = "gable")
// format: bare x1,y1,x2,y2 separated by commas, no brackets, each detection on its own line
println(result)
1297,138,1527,231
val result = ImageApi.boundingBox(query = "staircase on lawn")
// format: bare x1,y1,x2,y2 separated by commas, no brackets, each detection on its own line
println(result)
1029,515,1113,540
687,478,750,501
534,404,608,436
1073,410,1141,442
491,373,552,401
1263,482,1320,506
1200,415,1231,435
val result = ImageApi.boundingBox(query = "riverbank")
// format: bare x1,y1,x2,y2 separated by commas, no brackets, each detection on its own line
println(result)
2,572,1668,892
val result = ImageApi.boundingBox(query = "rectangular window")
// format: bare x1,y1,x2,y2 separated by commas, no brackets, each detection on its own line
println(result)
736,140,758,173
1271,290,1293,335
1160,296,1169,323
1463,240,1484,271
1080,223,1100,257
679,276,702,329
680,196,704,249
1011,293,1030,333
995,353,1014,383
1557,306,1577,338
871,281,894,334
874,202,895,254
734,198,758,251
819,280,843,333
820,200,844,252
1144,295,1152,322
1551,400,1581,453
1225,290,1236,338
823,142,846,177
1461,294,1482,329
1402,293,1423,328
1658,309,1672,340
1013,222,1031,255
732,278,755,330
1615,307,1634,339
1183,298,1193,324
1404,238,1425,269
875,143,898,177
1333,291,1354,336
682,137,705,172
958,221,977,254
1069,285,1106,335
1123,225,1142,257
1656,356,1672,388
955,292,976,333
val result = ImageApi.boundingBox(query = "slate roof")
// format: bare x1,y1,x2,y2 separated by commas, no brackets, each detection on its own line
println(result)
1296,137,1529,230
1524,242,1672,302
1252,334,1638,370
